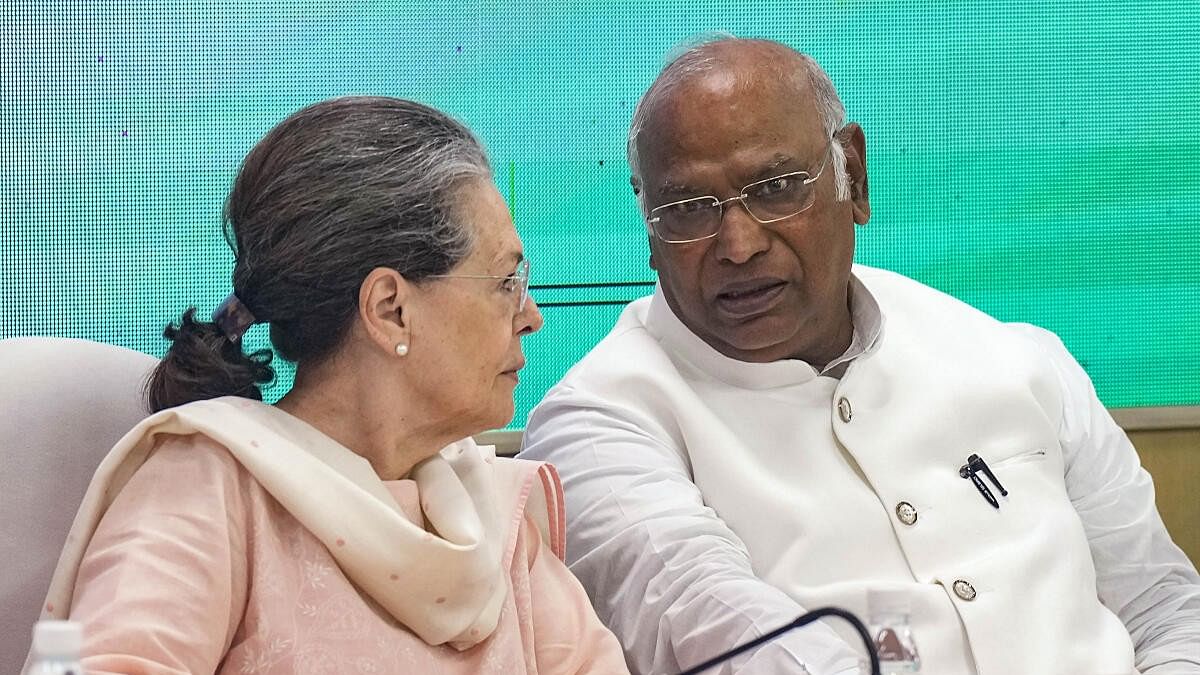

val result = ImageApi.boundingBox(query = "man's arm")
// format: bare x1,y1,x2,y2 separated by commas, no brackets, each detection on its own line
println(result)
1019,325,1200,672
521,385,865,675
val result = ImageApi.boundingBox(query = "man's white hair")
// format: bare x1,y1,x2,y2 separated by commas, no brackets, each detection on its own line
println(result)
627,36,851,213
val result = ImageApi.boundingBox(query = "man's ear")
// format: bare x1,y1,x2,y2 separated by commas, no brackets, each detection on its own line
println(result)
635,174,657,270
358,267,413,355
838,122,871,225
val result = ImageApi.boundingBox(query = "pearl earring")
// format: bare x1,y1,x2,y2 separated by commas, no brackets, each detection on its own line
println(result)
394,343,409,357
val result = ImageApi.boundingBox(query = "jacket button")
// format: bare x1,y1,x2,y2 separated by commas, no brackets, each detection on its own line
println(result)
837,397,853,423
895,501,918,525
953,579,977,601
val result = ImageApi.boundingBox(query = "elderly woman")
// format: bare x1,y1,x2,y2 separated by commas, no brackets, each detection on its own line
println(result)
36,97,629,674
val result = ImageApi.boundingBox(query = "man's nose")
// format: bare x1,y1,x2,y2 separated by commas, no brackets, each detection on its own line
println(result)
714,198,770,264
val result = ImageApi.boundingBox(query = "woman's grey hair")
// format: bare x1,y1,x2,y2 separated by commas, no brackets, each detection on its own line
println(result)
627,37,851,210
147,96,491,411
227,96,490,361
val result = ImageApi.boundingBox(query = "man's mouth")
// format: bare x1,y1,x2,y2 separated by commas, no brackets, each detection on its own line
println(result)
715,279,788,318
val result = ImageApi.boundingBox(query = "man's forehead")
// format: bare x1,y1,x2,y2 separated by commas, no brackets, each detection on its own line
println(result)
637,91,823,164
631,43,825,190
655,43,809,100
642,63,815,133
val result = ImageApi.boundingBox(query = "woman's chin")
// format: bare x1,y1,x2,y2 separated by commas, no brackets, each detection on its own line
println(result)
471,399,515,436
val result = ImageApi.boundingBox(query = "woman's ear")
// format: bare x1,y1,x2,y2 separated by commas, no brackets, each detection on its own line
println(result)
358,267,413,355
838,122,871,225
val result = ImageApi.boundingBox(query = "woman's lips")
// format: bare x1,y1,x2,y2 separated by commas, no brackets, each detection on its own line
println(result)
501,359,525,382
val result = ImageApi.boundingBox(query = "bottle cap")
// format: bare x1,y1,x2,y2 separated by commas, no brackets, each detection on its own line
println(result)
867,588,912,616
31,620,82,657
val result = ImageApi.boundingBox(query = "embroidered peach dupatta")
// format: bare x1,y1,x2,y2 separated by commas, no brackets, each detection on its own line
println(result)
36,397,564,651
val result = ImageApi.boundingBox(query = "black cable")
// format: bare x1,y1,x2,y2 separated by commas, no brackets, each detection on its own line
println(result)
677,606,881,675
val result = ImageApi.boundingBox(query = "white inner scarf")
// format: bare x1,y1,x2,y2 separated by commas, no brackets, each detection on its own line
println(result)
40,397,519,650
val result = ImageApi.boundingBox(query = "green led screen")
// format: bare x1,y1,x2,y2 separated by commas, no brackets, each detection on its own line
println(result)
2,2,1197,429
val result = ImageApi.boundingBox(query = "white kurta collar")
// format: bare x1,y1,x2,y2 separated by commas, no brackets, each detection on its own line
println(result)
644,271,884,390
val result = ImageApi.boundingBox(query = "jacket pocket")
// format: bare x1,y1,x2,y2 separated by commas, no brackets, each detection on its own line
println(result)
988,448,1047,469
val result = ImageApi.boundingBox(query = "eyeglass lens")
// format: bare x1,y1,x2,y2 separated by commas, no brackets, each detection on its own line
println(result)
650,171,818,242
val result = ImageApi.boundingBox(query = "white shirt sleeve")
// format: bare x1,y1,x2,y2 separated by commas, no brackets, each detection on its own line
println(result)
1015,324,1200,673
520,385,866,675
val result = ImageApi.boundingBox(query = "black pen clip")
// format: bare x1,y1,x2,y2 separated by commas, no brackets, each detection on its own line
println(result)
959,453,1008,509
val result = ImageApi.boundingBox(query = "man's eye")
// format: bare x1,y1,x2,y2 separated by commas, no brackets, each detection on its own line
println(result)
668,199,712,216
755,176,794,197
500,276,519,292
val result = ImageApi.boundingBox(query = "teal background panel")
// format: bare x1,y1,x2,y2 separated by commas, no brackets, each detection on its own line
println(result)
1,1,1197,430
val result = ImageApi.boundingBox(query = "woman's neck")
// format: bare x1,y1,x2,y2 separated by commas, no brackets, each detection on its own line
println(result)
275,358,457,480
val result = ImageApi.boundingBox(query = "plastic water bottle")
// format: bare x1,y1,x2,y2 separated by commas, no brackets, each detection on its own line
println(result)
26,620,83,675
867,588,921,674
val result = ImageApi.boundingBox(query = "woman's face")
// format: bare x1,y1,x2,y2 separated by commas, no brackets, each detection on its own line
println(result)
406,181,543,433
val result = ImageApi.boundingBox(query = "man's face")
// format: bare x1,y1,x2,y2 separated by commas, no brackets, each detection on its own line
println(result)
635,61,870,365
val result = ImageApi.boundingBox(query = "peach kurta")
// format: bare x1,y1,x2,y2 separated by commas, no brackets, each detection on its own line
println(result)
40,398,627,674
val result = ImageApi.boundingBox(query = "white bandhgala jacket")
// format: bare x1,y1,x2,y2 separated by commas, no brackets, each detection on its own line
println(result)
521,265,1200,675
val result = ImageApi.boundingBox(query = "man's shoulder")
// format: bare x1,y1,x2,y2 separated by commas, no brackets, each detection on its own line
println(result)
527,293,695,441
855,264,1069,365
855,264,1015,328
553,295,675,383
854,264,975,309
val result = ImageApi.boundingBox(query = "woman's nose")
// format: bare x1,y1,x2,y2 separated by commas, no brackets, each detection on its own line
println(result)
517,296,543,335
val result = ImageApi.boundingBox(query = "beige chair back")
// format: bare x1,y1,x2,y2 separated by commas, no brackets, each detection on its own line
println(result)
0,337,157,672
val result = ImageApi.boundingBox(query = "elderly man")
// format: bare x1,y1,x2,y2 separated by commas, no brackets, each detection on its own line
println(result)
520,38,1200,674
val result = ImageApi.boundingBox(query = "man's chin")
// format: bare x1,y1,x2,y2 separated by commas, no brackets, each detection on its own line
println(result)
710,322,801,363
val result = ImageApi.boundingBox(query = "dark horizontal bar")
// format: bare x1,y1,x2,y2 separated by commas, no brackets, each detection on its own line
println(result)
530,281,656,290
535,300,636,308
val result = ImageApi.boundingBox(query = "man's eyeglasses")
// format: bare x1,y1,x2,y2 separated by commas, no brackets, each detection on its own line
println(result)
646,141,833,244
428,258,532,312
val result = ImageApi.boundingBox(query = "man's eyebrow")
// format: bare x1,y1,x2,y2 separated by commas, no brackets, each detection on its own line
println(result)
749,154,799,180
657,179,709,198
653,152,808,197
